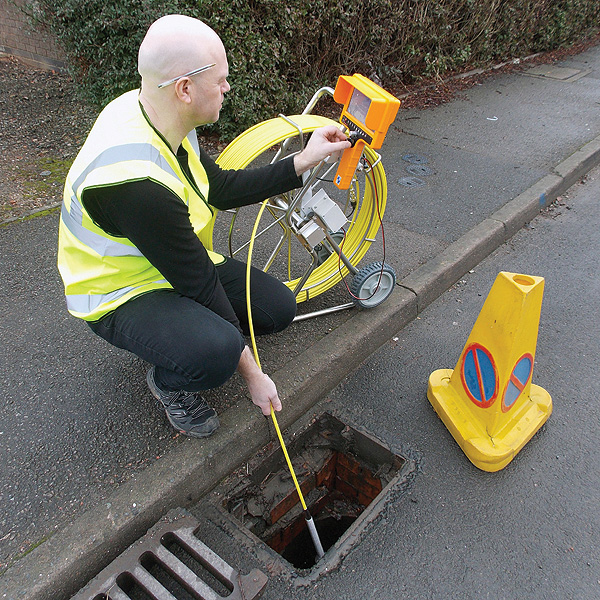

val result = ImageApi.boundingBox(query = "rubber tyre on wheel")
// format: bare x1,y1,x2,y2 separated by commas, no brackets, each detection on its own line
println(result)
350,261,396,308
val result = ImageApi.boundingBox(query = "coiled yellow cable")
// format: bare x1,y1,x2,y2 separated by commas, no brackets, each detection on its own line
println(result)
213,114,389,302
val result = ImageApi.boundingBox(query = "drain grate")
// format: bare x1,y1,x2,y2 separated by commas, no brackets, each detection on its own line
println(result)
406,164,434,177
72,510,267,600
398,176,426,187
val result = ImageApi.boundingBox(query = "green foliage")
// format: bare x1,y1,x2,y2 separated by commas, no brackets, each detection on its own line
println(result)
30,0,180,107
31,0,600,140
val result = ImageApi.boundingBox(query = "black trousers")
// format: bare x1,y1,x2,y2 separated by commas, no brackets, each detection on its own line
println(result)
88,258,296,392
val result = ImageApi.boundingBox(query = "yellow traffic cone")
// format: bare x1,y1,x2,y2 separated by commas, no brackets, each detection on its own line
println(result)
428,272,552,472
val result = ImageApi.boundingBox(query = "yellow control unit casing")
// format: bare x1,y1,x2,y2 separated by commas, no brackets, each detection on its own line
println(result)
333,74,400,189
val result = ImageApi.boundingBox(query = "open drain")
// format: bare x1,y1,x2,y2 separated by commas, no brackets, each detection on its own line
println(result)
219,413,407,572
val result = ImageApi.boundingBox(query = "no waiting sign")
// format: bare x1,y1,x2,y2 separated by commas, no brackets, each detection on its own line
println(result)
460,343,498,408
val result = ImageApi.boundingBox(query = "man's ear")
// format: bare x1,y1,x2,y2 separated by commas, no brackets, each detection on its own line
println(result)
174,78,193,104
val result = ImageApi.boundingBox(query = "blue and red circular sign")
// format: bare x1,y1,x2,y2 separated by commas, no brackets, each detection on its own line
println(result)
501,353,533,412
460,343,498,408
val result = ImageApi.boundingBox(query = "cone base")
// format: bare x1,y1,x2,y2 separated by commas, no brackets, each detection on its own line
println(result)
427,369,552,472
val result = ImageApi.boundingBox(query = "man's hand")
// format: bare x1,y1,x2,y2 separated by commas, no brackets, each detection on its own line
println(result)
237,346,282,416
246,371,281,416
293,125,351,176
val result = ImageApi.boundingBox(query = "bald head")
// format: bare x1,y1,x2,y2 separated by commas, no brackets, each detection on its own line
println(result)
138,15,224,87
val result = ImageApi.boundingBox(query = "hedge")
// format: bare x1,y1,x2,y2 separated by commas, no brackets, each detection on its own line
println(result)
30,0,600,139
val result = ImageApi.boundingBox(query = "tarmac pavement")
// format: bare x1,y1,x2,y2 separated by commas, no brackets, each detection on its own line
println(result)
1,43,600,599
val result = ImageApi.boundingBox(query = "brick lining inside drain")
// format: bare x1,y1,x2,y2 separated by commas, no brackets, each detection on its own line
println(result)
223,414,405,570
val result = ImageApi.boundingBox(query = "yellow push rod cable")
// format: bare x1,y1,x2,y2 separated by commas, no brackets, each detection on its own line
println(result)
246,200,325,559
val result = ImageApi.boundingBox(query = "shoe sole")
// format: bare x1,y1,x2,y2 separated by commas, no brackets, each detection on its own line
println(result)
164,412,220,439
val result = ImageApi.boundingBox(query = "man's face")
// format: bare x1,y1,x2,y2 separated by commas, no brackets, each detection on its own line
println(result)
193,55,230,125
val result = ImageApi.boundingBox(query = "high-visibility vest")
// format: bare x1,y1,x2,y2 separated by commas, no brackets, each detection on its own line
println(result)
57,89,223,321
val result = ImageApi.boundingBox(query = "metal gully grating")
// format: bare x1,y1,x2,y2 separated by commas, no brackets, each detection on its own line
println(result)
401,153,429,165
72,510,267,600
406,164,433,177
397,176,426,187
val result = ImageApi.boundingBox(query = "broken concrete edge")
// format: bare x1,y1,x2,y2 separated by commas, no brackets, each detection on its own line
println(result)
200,412,420,588
2,133,599,600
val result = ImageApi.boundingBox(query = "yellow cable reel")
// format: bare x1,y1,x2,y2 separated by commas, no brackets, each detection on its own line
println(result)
210,113,389,302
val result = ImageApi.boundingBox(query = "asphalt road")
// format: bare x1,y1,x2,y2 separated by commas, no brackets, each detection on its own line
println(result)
190,165,600,600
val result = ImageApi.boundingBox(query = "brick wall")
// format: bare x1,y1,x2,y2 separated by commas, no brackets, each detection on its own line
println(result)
0,0,66,70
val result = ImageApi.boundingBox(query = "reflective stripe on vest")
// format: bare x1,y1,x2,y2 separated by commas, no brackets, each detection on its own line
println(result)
69,143,180,198
61,200,144,258
66,280,168,315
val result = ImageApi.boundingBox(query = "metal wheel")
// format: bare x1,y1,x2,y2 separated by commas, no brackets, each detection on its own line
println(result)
208,114,389,303
350,261,396,308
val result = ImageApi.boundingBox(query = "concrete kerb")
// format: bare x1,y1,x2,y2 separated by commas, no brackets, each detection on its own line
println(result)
554,136,600,191
399,218,506,313
3,133,600,600
400,134,600,313
490,174,563,240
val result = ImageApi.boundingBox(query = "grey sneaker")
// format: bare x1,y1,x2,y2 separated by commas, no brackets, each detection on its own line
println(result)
146,367,219,438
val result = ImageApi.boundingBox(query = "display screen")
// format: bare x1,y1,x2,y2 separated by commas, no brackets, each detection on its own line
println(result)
347,88,371,124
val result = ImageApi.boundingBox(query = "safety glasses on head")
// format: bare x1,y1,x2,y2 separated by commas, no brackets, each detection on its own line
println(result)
157,63,216,89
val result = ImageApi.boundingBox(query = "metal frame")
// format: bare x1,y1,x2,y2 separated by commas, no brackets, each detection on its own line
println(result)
224,87,384,321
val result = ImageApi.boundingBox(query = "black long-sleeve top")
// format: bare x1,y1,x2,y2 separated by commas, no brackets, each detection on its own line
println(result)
82,144,302,330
